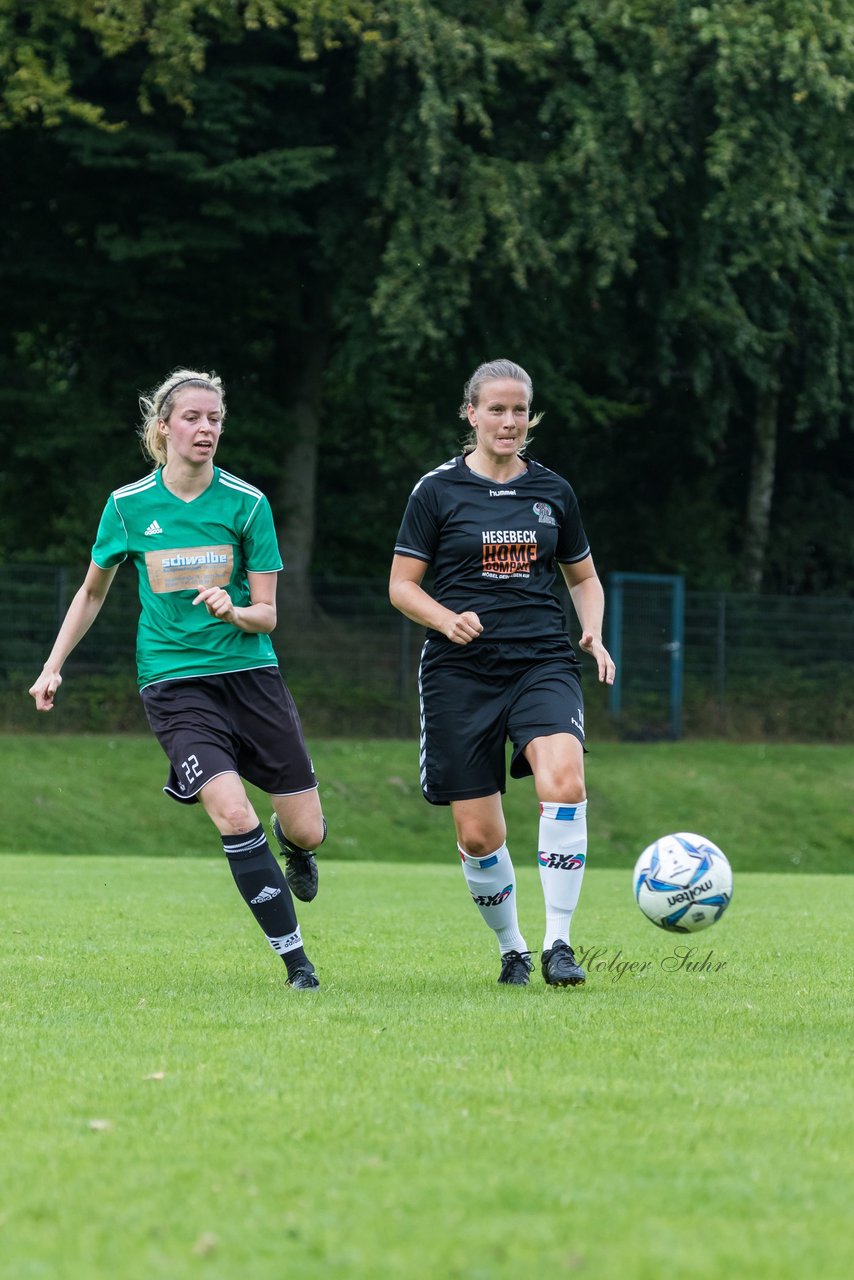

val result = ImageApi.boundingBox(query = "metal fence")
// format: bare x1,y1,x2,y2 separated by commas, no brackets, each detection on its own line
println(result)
2,566,853,740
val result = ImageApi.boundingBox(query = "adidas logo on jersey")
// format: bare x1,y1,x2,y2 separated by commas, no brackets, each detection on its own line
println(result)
250,885,282,904
144,520,164,537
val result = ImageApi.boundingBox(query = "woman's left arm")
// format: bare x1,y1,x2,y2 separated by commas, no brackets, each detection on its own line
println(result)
559,556,616,685
193,571,278,634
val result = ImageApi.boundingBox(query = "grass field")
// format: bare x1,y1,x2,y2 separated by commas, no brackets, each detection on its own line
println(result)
2,735,852,1277
1,856,850,1280
4,735,853,872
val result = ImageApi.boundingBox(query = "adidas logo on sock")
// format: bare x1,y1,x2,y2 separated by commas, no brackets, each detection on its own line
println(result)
144,520,163,537
268,929,302,954
251,885,282,904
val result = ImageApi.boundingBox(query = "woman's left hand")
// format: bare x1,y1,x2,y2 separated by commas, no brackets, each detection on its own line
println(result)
579,631,616,685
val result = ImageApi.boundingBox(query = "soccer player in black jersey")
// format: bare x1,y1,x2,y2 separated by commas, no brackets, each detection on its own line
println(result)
390,358,615,988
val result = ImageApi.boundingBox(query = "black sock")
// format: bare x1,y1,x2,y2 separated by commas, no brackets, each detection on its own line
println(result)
222,824,309,977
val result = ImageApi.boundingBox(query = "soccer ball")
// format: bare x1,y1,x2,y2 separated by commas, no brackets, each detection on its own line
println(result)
632,832,733,932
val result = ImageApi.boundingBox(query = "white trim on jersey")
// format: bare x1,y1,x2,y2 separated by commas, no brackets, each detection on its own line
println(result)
409,458,457,497
557,545,591,564
218,470,266,533
112,497,130,543
110,474,157,543
113,474,158,499
527,458,562,481
393,543,431,561
218,469,264,499
240,496,264,534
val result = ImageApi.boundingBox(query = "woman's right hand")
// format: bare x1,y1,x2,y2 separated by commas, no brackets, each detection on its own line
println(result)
29,669,62,711
442,611,484,645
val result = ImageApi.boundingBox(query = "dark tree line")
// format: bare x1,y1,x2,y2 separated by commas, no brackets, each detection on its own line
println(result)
2,0,852,600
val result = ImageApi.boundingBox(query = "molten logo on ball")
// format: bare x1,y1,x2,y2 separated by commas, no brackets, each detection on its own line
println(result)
632,832,733,933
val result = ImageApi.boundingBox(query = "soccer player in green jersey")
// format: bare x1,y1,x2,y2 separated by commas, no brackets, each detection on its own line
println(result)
29,368,326,990
390,358,616,989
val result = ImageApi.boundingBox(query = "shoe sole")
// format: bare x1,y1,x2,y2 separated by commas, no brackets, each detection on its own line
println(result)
543,969,586,987
285,858,318,903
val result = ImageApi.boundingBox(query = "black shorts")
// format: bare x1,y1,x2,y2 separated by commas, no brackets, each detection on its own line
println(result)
141,667,317,805
418,639,585,806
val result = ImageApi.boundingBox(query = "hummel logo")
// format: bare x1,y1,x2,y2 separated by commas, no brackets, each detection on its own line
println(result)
144,520,164,537
250,885,282,905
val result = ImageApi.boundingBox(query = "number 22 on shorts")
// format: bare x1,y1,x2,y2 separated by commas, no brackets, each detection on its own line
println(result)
181,754,203,784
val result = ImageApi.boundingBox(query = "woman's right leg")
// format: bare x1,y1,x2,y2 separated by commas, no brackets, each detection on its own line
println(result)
451,794,531,985
199,772,319,989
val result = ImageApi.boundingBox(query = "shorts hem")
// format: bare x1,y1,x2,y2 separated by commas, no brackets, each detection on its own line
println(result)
510,726,586,778
163,768,236,805
423,783,507,808
139,663,279,693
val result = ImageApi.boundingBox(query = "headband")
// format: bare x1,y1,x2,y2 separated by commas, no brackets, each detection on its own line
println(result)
164,377,215,400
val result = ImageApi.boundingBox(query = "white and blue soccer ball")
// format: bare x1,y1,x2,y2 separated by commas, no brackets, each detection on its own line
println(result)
632,832,733,932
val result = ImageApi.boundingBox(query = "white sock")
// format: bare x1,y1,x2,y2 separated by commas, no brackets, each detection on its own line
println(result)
458,843,528,954
537,800,588,951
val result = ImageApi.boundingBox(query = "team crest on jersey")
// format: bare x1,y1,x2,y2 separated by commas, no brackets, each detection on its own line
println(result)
533,501,556,526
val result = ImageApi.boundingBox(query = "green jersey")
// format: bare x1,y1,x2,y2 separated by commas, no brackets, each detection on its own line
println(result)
92,466,283,689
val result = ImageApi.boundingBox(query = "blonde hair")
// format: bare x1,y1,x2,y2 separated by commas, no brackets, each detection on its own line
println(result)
458,358,543,454
138,368,225,467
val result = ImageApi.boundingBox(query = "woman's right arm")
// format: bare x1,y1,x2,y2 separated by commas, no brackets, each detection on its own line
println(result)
388,554,483,645
29,561,118,711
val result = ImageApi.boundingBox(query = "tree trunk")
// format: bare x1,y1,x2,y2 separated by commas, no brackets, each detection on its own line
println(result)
740,385,779,593
273,322,329,632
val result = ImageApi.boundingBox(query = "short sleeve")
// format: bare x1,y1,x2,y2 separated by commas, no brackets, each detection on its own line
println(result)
92,495,129,568
242,495,284,572
394,481,440,563
555,483,590,564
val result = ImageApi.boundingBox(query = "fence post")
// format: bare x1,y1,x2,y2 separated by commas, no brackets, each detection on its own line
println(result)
607,571,684,738
670,575,684,740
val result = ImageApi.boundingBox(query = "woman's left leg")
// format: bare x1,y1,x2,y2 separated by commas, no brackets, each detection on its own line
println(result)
523,733,588,986
269,788,326,904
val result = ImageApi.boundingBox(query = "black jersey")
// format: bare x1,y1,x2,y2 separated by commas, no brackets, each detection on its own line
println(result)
394,454,590,644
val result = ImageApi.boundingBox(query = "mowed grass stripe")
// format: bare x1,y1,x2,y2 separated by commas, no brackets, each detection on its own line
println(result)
1,857,850,1280
4,734,853,871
